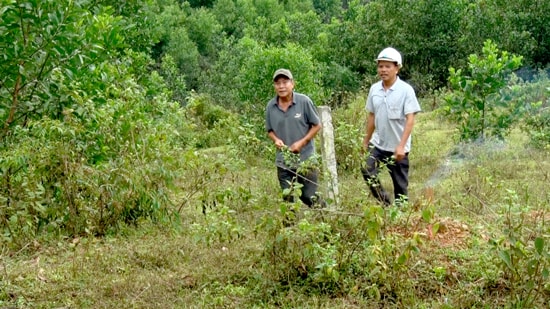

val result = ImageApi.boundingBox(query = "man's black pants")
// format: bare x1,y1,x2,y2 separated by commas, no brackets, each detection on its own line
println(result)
277,166,321,207
361,146,409,206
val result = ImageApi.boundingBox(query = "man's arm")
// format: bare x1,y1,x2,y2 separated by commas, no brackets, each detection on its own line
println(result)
268,130,285,149
363,112,375,149
394,113,416,161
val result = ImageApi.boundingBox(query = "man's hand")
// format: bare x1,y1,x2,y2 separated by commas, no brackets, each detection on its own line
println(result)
274,139,285,149
394,145,406,161
289,140,304,153
361,137,371,155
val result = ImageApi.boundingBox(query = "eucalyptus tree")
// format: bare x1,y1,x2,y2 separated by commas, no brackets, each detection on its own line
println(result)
239,42,323,108
0,0,192,244
212,0,257,38
490,0,550,67
312,0,342,23
457,0,535,68
182,7,223,89
0,0,124,133
253,0,285,24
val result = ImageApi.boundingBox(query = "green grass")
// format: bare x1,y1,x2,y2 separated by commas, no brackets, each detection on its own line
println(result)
2,107,549,308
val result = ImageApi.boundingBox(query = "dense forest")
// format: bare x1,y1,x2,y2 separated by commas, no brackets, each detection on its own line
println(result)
1,0,549,307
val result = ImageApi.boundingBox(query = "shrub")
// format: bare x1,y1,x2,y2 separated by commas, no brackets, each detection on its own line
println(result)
0,59,190,247
517,73,550,149
255,203,423,299
523,106,550,150
489,190,550,308
332,95,366,173
442,40,523,141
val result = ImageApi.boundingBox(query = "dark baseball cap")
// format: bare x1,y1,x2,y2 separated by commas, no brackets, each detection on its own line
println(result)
273,68,293,81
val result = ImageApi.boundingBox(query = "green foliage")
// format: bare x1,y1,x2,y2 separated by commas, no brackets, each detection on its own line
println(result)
458,0,550,68
340,0,465,90
282,0,314,13
443,40,523,141
252,0,284,24
332,96,365,173
212,0,256,38
121,0,550,112
323,1,371,74
186,0,217,8
176,90,269,162
517,0,550,67
515,73,550,149
163,27,201,91
2,99,550,307
312,0,341,23
523,105,550,150
184,91,243,148
245,16,291,48
159,54,188,104
0,0,195,247
319,62,361,108
92,0,163,53
402,0,464,88
180,147,255,247
323,0,463,90
184,7,223,59
190,205,243,245
255,202,423,298
3,1,550,305
239,41,325,110
150,2,201,92
186,92,232,129
0,71,188,245
489,190,550,308
0,0,124,132
88,0,550,110
202,36,326,111
247,11,325,50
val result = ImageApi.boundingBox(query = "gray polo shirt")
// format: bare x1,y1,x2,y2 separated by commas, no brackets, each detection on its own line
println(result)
366,78,421,153
266,92,320,168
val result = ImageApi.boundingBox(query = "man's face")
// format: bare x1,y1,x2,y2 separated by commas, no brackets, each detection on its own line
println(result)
377,61,399,82
273,77,294,97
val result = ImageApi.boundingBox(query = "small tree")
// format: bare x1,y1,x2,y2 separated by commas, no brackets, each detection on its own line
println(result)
443,40,523,141
234,39,324,112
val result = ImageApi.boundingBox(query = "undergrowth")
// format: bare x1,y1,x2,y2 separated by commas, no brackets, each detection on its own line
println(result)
1,108,549,308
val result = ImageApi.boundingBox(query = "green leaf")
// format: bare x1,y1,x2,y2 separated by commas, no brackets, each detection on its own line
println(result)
432,222,440,234
534,237,544,255
421,208,433,222
498,250,513,271
397,252,408,265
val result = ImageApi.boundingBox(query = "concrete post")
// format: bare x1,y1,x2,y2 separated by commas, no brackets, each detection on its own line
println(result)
317,106,339,206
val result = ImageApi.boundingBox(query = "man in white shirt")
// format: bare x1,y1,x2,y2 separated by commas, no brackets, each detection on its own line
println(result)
362,47,422,206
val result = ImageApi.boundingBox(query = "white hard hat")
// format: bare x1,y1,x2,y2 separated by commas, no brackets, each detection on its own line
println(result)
376,47,402,68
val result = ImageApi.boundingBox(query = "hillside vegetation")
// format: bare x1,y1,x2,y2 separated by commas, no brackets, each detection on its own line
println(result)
1,0,549,307
2,105,549,307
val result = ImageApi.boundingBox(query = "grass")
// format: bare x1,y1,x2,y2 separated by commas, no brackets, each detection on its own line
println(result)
1,106,549,308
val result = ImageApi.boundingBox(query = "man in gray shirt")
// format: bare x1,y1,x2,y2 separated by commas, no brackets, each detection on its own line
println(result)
362,47,421,206
266,68,324,207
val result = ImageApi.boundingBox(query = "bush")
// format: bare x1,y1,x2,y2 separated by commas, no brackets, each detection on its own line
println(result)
442,40,523,141
332,95,366,173
523,106,550,150
517,72,550,149
255,203,423,300
0,60,190,247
